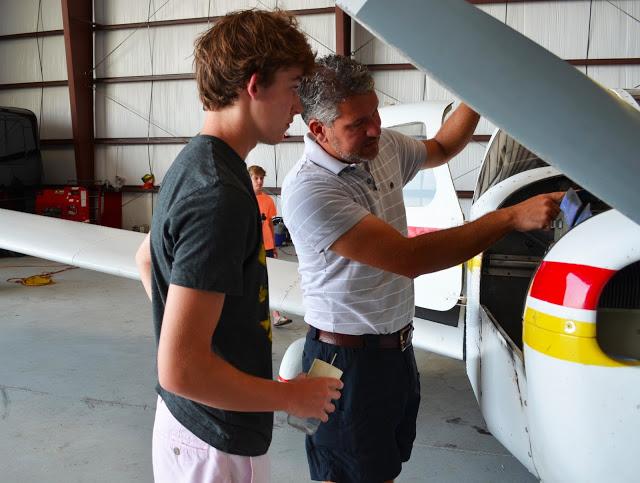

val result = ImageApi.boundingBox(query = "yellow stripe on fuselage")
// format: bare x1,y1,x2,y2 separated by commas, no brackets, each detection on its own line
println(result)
523,307,640,367
524,307,595,337
467,255,482,271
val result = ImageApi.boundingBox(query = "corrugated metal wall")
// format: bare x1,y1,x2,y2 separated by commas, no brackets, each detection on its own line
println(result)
1,1,638,225
0,0,73,185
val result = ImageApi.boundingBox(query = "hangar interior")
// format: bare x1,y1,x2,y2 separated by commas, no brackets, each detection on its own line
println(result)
1,1,639,481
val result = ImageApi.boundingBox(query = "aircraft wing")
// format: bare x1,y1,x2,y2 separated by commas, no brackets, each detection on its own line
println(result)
0,208,304,314
0,208,145,280
265,256,305,316
336,0,640,226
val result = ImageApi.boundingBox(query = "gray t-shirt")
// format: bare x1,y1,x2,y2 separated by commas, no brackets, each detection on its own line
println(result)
150,135,273,456
282,129,426,335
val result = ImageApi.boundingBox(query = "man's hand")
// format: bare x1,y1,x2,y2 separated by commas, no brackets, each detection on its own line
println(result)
284,375,343,421
505,192,564,232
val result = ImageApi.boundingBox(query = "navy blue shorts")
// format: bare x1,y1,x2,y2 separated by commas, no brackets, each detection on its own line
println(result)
303,328,421,483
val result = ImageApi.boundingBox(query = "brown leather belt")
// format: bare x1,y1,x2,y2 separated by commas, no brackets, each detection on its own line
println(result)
312,324,413,351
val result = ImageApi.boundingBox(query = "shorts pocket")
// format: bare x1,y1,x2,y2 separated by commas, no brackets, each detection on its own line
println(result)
312,407,360,452
171,426,210,452
156,403,210,456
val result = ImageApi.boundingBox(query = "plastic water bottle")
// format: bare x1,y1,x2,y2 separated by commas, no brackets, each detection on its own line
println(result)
287,355,342,435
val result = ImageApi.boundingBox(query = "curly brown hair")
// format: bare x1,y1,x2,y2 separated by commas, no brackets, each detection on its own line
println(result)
194,9,315,111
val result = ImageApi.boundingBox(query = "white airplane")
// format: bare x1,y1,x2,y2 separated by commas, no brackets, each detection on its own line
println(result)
2,1,640,481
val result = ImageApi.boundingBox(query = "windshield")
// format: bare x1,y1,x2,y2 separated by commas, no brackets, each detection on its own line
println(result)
474,130,548,202
628,88,640,109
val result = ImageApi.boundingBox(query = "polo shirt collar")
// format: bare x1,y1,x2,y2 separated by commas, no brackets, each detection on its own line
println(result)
303,133,354,175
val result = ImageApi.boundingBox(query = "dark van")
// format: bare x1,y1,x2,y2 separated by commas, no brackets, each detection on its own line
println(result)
0,107,43,213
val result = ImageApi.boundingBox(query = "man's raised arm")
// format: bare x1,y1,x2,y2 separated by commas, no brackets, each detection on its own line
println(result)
423,103,480,168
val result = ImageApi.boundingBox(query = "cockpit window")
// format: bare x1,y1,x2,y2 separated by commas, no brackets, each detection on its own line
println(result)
473,130,548,202
386,123,436,208
404,168,436,207
385,121,426,139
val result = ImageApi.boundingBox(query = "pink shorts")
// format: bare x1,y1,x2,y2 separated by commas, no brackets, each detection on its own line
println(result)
152,397,270,483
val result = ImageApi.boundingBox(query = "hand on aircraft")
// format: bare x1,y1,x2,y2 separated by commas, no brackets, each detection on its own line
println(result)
507,191,564,232
284,374,343,421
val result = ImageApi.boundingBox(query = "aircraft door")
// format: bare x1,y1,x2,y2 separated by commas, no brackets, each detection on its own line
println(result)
379,102,465,360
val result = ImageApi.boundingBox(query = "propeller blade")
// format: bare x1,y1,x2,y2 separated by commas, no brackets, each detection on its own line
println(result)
337,0,640,224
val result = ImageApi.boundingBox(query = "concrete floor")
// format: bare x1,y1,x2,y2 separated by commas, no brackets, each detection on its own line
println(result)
0,255,537,482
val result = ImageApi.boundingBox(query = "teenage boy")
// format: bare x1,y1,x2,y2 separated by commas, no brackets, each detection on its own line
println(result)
135,11,342,482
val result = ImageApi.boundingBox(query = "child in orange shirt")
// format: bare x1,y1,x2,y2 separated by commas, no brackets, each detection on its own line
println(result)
248,165,292,327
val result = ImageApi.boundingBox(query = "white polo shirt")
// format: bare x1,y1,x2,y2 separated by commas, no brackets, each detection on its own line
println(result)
281,128,426,335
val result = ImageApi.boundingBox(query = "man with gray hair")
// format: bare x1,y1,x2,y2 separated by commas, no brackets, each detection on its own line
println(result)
281,54,562,483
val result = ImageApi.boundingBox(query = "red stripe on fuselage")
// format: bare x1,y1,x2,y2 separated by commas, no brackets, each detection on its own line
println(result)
530,261,615,310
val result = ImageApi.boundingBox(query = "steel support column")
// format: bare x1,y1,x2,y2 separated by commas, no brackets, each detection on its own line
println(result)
335,7,351,56
61,0,94,185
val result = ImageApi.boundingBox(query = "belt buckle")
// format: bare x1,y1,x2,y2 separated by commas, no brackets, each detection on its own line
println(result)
399,325,413,352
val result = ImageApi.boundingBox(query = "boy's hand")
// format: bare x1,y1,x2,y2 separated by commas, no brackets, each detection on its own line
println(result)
284,374,343,421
